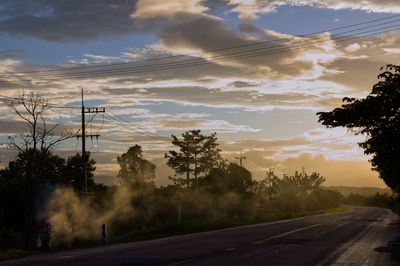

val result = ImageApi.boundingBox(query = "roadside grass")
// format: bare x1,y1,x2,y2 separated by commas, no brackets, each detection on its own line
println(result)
112,207,349,243
0,206,349,261
0,249,41,261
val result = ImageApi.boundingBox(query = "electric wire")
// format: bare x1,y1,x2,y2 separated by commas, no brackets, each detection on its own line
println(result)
103,113,160,139
9,14,400,75
2,18,400,82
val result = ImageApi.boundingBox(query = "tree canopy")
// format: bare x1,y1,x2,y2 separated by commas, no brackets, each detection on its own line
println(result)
165,130,224,186
117,145,156,185
63,153,97,191
317,64,400,193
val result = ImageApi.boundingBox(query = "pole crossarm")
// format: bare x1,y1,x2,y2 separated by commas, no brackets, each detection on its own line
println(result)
80,89,105,194
84,107,105,113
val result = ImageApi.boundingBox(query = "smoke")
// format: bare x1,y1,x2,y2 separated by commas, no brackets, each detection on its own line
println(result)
39,185,136,246
37,167,342,247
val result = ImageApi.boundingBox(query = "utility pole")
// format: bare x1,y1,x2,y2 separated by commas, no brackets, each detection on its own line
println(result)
78,89,105,194
235,152,246,167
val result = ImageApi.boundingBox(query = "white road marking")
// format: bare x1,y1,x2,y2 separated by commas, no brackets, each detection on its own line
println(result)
252,223,325,245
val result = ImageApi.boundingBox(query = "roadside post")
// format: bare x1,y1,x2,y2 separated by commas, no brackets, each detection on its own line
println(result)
102,224,108,243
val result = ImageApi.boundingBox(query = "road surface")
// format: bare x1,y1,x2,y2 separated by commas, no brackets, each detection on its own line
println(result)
2,207,399,265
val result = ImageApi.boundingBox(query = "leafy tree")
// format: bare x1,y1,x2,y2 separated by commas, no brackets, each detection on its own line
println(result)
0,149,66,244
117,145,156,185
317,64,400,193
63,153,96,191
265,169,325,210
198,163,253,196
165,130,224,186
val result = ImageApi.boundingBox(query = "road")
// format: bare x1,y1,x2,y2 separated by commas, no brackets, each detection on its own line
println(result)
2,207,399,265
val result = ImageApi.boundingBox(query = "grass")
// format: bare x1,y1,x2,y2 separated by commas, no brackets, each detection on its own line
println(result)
0,206,349,261
112,207,349,243
0,249,41,261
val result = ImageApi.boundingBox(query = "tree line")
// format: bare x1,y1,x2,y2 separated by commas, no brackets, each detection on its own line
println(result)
3,64,400,250
0,121,339,249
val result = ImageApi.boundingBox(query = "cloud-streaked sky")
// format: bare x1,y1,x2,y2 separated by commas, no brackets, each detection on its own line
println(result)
1,0,400,187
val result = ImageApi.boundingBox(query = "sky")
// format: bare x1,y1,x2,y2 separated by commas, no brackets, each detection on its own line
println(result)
1,0,400,188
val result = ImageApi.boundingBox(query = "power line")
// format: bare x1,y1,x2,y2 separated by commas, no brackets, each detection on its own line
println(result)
0,95,81,109
245,158,265,169
9,14,400,76
2,18,400,81
107,109,159,137
103,113,163,139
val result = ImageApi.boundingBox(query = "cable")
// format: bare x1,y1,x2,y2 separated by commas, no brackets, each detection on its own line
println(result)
107,109,162,137
103,113,156,138
10,14,400,75
245,158,265,169
3,18,400,82
0,95,81,109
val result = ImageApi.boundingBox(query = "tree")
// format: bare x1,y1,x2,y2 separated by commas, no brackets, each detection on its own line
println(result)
265,169,325,210
317,64,400,193
6,92,74,249
117,145,156,185
63,153,96,191
199,163,253,195
165,130,224,186
0,150,66,231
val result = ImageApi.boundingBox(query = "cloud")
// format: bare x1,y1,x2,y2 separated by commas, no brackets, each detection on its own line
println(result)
0,0,138,42
147,118,260,133
131,0,208,20
226,0,400,21
102,85,324,111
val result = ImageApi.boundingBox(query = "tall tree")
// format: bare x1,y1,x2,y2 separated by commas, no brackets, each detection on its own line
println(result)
165,130,224,186
7,92,74,249
317,64,400,193
117,145,156,185
63,153,96,191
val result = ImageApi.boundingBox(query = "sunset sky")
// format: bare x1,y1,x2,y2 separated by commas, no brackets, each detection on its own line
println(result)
1,0,400,187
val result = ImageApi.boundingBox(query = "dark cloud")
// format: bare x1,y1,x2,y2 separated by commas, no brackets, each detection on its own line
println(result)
0,120,28,134
229,81,259,88
102,86,317,108
0,49,25,59
0,0,138,42
321,56,387,92
158,15,317,77
238,23,265,34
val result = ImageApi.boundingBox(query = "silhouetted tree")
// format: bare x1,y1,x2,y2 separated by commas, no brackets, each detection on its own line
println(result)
318,64,400,193
199,163,253,196
165,130,224,186
265,169,325,211
63,153,96,191
117,145,155,185
6,92,74,249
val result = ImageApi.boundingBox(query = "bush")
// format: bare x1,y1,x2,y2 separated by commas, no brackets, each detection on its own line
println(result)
0,228,23,249
305,189,343,211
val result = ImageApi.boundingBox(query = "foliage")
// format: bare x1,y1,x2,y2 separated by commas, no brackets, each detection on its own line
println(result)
165,130,224,186
263,169,326,211
117,145,156,185
197,163,253,196
344,192,400,211
63,153,96,191
0,228,23,250
5,92,75,249
305,189,343,211
317,64,400,193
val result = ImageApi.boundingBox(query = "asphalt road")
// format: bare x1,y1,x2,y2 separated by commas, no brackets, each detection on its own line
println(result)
2,207,399,265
